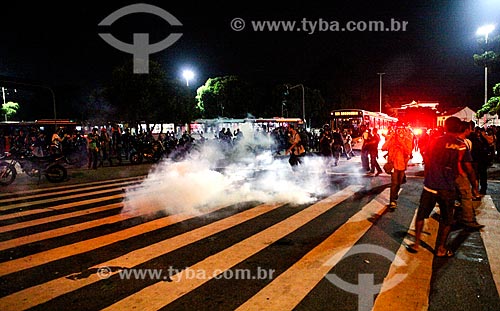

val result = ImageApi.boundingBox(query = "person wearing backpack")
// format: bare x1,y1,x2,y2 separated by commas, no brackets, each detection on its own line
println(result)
381,121,414,209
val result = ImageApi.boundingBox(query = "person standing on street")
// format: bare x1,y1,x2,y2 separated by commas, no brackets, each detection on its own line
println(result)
87,128,100,170
319,124,334,166
285,125,305,168
407,117,465,257
367,128,383,176
331,128,344,166
360,124,371,173
455,121,484,230
381,122,414,209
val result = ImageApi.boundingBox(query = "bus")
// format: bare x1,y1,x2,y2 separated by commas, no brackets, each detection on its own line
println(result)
329,109,398,138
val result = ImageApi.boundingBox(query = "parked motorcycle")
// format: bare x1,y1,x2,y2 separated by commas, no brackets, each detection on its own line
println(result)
0,147,68,186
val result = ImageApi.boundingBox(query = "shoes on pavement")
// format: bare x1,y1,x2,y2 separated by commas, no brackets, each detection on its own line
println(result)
388,201,397,210
435,249,454,258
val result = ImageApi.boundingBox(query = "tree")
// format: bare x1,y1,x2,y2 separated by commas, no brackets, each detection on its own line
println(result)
474,34,500,117
195,76,256,118
477,83,500,118
1,101,20,121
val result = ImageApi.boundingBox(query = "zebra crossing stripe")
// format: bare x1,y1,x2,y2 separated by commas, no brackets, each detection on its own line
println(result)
235,188,390,310
0,202,124,251
476,195,500,295
0,210,195,277
373,206,439,310
0,202,123,235
0,202,288,311
0,194,125,221
0,178,141,206
0,184,139,212
101,185,363,311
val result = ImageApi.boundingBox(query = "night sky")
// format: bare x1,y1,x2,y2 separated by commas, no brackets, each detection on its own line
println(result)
1,0,499,120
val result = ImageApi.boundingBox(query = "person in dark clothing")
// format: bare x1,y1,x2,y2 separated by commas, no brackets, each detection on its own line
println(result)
319,125,334,165
407,117,465,257
468,124,492,195
331,128,344,166
367,128,383,176
360,124,371,172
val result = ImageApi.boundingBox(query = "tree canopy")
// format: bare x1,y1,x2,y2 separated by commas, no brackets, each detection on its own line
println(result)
1,101,20,121
195,76,260,118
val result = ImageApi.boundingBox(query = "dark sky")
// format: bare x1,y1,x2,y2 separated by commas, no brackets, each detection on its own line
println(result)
1,0,499,119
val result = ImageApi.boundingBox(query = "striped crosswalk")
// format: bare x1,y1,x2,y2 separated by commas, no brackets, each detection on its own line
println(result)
0,177,499,310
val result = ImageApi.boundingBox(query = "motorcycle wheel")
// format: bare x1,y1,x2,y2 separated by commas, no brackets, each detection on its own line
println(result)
130,152,143,164
0,162,16,186
45,164,67,183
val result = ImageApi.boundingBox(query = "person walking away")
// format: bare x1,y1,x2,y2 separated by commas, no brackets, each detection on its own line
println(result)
367,128,383,176
381,121,413,209
406,116,465,257
331,128,344,166
285,125,305,168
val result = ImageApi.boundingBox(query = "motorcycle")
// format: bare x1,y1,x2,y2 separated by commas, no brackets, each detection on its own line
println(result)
0,147,68,186
129,139,166,164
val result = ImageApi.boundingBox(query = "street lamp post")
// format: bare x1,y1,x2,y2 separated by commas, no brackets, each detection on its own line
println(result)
476,24,496,108
377,73,385,113
182,70,194,87
288,84,305,128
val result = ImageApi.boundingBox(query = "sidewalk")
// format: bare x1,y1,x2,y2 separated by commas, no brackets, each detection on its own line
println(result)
0,162,154,193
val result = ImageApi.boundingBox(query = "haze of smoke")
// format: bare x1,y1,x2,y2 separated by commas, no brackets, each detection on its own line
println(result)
123,127,333,217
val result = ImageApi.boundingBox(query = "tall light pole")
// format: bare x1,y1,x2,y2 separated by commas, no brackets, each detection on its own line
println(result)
377,73,385,113
182,69,195,87
288,84,305,127
476,24,495,107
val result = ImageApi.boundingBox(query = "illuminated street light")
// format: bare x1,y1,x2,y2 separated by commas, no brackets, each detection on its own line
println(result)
476,24,495,107
182,69,195,86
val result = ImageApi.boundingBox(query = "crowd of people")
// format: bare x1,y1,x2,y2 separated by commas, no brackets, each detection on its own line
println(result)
1,118,498,258
281,117,495,258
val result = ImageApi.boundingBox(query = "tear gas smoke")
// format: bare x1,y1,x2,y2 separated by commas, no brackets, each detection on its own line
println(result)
123,125,334,217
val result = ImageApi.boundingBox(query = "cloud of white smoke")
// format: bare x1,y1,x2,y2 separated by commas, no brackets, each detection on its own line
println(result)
122,126,333,217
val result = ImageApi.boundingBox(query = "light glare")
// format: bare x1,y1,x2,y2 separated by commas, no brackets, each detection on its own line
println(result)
476,24,495,36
